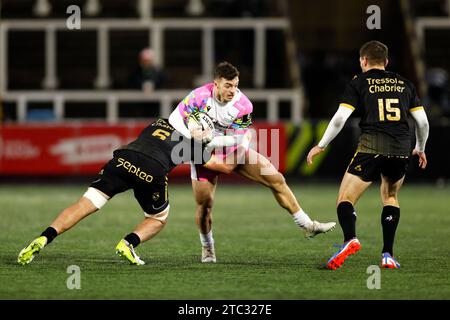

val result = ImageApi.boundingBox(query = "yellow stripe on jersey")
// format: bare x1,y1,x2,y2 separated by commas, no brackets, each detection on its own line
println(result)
340,103,356,110
409,106,424,113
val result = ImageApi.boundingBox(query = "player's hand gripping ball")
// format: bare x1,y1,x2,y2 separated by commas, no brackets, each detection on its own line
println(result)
187,112,215,144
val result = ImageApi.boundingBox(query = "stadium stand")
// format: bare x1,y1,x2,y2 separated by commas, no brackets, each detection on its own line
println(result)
1,0,449,182
0,0,301,123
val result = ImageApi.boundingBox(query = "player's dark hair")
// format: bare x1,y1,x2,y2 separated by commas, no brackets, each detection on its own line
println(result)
214,61,239,80
359,41,388,65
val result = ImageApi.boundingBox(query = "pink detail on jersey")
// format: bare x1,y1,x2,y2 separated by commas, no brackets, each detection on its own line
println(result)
234,93,253,118
177,83,214,120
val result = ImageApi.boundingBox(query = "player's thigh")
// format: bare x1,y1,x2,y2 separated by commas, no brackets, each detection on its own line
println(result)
192,175,219,206
203,154,237,174
380,173,405,207
347,152,381,182
380,156,409,185
81,188,109,211
191,161,221,182
337,171,372,205
234,149,281,187
379,157,408,205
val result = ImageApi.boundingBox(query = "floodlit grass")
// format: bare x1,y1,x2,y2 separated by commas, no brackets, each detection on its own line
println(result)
1,183,449,299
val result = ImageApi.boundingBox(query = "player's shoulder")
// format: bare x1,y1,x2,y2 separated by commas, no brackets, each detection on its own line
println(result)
233,90,253,115
346,73,365,87
353,70,414,84
192,82,214,97
184,83,213,107
386,71,416,89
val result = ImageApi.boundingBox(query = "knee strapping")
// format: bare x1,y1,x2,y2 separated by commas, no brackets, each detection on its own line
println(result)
83,187,108,209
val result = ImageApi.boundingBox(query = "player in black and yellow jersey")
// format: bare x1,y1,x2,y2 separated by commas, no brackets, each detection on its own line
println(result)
18,118,207,265
307,41,429,270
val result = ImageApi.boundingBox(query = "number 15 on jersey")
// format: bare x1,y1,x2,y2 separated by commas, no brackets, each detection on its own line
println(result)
378,98,400,121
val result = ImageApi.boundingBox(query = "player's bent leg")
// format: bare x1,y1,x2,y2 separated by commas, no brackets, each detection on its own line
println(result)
116,174,171,266
235,149,336,238
235,149,299,213
115,208,169,266
335,172,371,243
192,177,218,263
335,172,371,239
379,175,404,265
136,207,169,242
203,154,238,175
192,178,218,234
326,172,371,270
18,188,108,265
50,187,107,234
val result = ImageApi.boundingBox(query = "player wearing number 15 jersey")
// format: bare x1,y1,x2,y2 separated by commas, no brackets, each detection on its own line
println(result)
307,41,430,270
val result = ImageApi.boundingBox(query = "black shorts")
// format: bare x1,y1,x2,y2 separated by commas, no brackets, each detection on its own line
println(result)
89,149,169,215
347,152,409,183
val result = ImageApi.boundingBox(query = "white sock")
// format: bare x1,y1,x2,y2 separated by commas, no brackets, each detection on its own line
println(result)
293,209,313,229
199,230,214,247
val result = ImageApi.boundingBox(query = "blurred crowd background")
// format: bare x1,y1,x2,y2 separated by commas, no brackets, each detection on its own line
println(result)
0,0,449,181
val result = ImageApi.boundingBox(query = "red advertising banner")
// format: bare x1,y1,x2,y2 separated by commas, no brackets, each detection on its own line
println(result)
0,122,286,176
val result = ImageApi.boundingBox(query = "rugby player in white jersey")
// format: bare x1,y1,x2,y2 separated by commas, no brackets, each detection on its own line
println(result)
169,62,336,263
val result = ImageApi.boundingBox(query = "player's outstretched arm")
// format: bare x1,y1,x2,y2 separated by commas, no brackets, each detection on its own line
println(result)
410,108,429,169
205,134,245,150
307,106,353,165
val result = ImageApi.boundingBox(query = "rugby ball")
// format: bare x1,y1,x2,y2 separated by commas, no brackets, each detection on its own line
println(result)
187,112,215,143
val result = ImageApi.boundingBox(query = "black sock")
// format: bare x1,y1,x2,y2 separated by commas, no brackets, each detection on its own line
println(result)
124,233,141,248
40,227,58,245
337,201,357,242
381,206,400,256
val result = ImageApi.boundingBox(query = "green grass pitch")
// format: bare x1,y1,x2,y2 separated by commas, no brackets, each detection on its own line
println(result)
0,183,449,299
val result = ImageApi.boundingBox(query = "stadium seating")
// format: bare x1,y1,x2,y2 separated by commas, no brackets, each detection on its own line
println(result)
0,0,299,123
